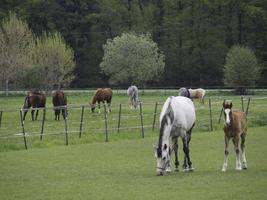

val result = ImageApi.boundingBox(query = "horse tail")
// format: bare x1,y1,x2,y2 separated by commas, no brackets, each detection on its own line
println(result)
23,96,30,109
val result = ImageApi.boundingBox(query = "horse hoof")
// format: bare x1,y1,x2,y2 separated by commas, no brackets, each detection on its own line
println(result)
235,167,242,171
184,167,194,172
157,172,164,176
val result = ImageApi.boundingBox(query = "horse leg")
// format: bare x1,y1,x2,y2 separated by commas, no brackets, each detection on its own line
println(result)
182,136,193,172
35,109,39,120
31,109,35,121
98,101,101,114
241,133,247,169
172,137,179,171
233,135,242,170
23,110,28,121
222,135,230,172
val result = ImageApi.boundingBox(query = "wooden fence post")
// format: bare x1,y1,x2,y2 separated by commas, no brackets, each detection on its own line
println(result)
40,108,46,140
218,99,226,124
103,104,108,142
79,106,85,138
246,97,251,116
0,111,2,128
63,107,68,145
19,109,27,150
117,103,122,133
209,98,213,131
152,102,158,131
241,96,244,112
139,102,144,138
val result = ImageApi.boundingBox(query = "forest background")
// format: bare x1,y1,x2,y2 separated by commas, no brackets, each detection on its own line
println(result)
0,0,266,89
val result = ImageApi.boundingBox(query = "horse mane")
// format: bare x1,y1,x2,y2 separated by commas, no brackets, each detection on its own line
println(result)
157,97,174,157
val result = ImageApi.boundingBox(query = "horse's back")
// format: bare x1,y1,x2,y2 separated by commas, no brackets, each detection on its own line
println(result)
161,96,195,131
27,90,46,107
127,85,138,97
52,90,66,106
232,111,247,132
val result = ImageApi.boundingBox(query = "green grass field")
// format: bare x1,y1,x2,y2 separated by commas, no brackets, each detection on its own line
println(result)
0,91,267,199
0,126,267,200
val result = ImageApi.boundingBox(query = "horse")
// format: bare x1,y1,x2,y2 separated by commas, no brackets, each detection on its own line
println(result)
52,90,67,120
178,87,190,99
91,88,113,113
188,88,206,104
22,90,46,121
222,101,248,172
154,96,196,176
127,85,139,109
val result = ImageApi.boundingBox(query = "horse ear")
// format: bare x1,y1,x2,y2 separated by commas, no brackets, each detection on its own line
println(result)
229,102,232,109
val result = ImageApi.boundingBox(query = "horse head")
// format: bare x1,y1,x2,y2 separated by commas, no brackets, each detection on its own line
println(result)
154,143,171,176
223,101,233,127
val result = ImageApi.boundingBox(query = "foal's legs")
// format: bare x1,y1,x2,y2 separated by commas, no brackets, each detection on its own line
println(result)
222,135,230,172
233,135,242,170
241,133,247,169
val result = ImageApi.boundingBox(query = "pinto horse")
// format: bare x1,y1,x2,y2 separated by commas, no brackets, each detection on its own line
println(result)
178,87,205,103
154,96,196,176
127,85,139,109
23,90,46,121
91,88,113,113
222,101,248,172
52,90,67,120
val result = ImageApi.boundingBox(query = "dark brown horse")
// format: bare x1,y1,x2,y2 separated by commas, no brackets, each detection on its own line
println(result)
91,88,113,113
222,101,248,172
52,90,67,120
23,90,46,121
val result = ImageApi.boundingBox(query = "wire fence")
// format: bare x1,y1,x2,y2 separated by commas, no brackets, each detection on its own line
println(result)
0,96,266,150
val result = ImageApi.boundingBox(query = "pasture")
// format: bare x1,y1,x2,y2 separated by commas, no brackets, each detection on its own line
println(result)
0,90,267,199
0,127,267,200
0,90,266,151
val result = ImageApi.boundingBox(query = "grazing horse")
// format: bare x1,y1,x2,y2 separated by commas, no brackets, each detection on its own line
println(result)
23,90,46,121
178,87,190,99
91,88,113,113
154,96,196,176
222,101,248,172
127,85,139,109
52,90,67,120
188,88,206,104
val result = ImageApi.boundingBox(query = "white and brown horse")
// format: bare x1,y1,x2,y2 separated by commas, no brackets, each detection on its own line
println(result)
188,88,206,104
222,101,248,172
91,88,113,113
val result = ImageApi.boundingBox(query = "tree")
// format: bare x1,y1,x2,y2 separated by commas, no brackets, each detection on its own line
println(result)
100,32,165,86
30,32,75,91
0,11,34,95
223,45,261,94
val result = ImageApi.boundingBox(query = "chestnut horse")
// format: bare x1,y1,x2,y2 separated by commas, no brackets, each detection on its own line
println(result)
52,90,67,120
222,101,248,172
91,88,113,113
23,90,46,121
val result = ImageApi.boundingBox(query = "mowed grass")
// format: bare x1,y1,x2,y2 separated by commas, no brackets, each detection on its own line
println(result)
0,126,267,200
